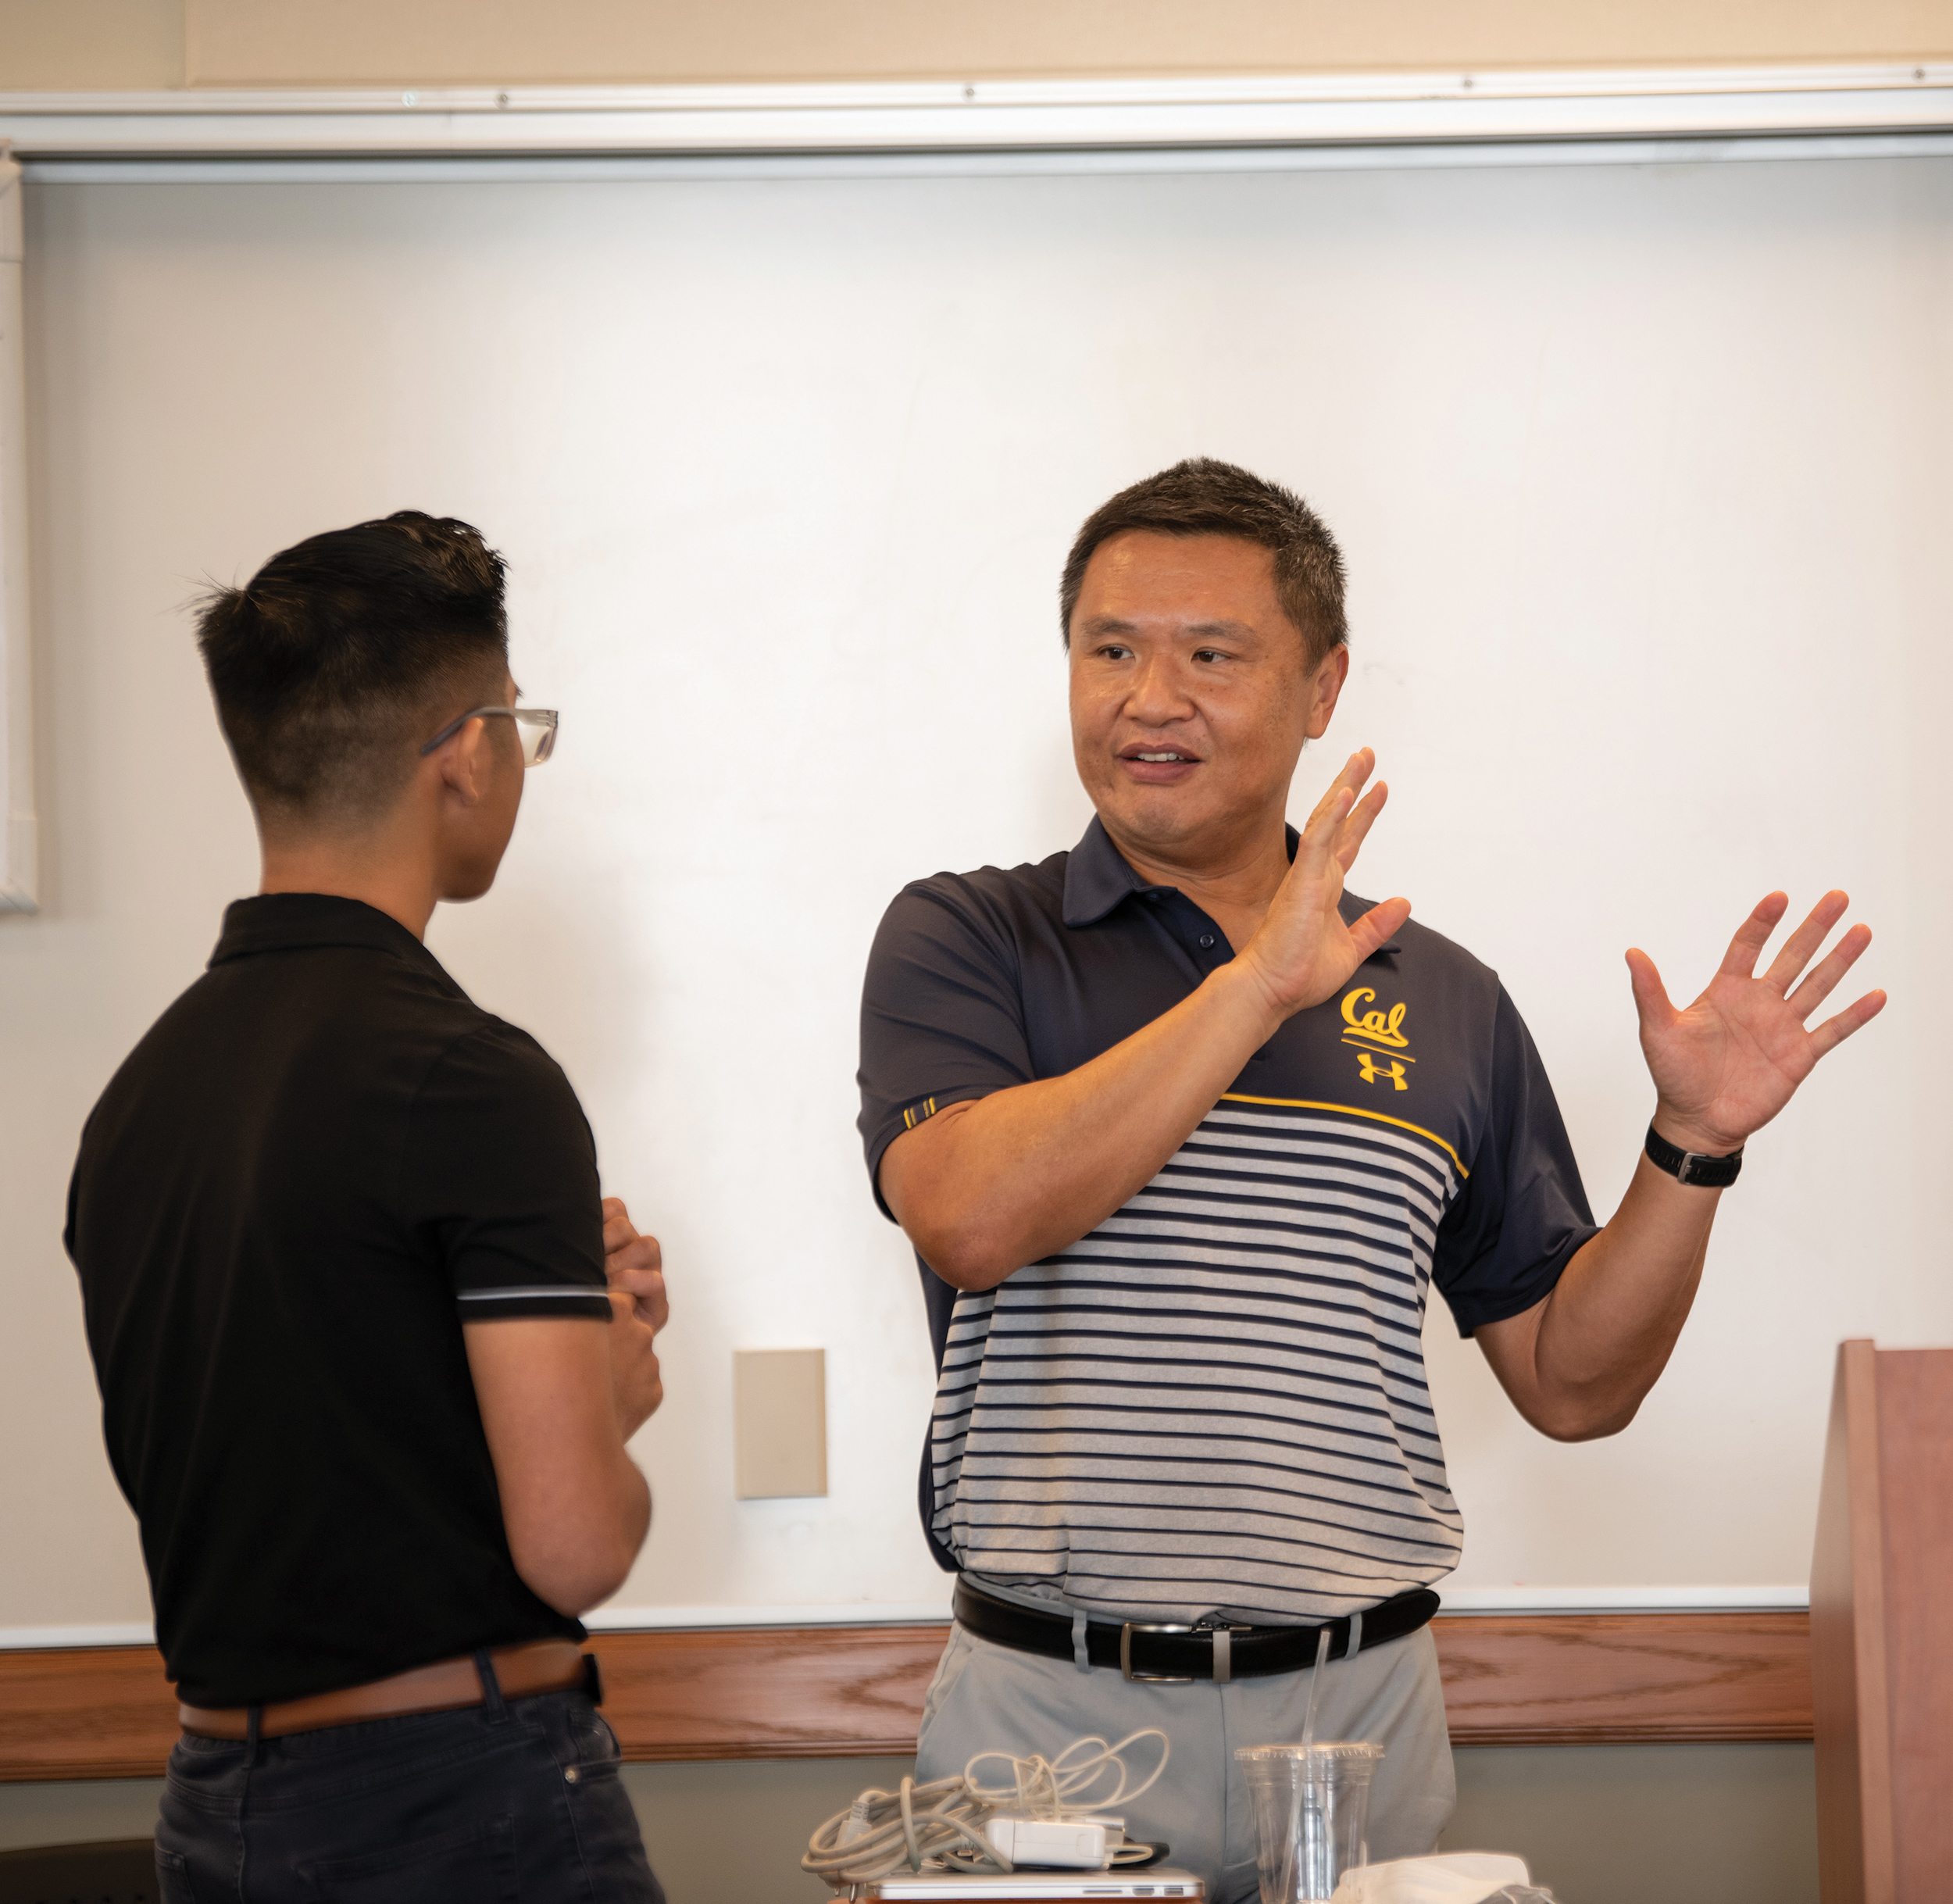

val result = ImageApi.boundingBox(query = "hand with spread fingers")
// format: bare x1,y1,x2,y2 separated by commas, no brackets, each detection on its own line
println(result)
1237,747,1412,1020
1476,891,1887,1441
1628,891,1887,1159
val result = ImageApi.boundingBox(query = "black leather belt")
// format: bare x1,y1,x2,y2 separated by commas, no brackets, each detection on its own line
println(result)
953,1579,1440,1684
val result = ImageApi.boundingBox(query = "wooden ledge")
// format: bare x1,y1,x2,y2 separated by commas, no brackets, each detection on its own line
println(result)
0,1611,1812,1783
1434,1612,1810,1747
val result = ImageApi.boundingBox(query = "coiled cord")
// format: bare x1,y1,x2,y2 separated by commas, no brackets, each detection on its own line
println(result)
802,1730,1169,1884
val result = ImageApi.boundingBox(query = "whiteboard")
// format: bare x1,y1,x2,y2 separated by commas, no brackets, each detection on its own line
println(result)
0,155,33,915
1,145,1948,1638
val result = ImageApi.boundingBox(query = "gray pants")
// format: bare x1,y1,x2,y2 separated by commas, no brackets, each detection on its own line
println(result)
915,1620,1455,1904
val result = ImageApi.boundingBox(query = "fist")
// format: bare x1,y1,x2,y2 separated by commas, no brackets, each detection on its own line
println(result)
602,1197,669,1335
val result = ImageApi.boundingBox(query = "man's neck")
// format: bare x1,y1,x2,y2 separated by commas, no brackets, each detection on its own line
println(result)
1101,806,1294,950
258,833,439,941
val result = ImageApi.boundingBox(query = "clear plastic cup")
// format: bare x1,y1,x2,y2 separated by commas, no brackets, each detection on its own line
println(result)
1234,1742,1384,1904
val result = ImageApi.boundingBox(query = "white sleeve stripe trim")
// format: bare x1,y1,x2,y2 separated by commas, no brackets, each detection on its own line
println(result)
455,1287,609,1302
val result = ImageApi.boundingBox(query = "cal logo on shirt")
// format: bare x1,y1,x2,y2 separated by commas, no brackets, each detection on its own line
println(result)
1341,984,1412,1091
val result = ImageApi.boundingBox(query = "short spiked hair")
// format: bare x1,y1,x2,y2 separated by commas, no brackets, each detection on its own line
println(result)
195,511,509,824
1060,458,1348,666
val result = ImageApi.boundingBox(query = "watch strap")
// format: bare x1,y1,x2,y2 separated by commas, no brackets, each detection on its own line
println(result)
1645,1123,1743,1188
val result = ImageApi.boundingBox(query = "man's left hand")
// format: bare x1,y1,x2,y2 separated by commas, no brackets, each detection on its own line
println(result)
1627,891,1886,1157
602,1197,669,1334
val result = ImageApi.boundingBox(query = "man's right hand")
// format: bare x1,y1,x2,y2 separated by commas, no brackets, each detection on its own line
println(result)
602,1197,668,1332
600,1198,666,1438
881,748,1410,1290
1235,747,1411,1021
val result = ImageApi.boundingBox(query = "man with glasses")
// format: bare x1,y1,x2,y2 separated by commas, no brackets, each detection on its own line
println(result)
66,512,666,1901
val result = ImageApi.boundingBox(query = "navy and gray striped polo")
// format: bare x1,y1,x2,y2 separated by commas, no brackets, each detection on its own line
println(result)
858,816,1598,1626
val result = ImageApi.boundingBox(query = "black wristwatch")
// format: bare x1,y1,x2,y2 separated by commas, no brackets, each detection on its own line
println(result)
1644,1123,1744,1188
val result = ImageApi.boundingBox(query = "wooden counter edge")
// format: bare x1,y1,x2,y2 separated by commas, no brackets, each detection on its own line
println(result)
0,1610,1813,1782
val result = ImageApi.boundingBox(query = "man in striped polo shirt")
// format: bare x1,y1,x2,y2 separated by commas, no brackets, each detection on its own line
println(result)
856,459,1882,1897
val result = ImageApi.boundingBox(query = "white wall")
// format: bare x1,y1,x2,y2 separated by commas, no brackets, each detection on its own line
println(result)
0,1745,1829,1904
2,147,1948,1635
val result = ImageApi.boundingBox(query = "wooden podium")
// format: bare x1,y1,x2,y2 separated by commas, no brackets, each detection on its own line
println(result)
1811,1339,1953,1902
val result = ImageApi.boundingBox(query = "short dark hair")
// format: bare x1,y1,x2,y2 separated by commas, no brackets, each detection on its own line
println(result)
1059,458,1348,664
195,511,509,823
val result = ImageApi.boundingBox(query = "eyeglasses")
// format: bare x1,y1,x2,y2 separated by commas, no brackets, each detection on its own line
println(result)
419,706,559,767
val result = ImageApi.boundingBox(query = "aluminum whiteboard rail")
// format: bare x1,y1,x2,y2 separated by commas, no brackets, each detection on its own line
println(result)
2,63,1951,161
1438,1584,1809,1616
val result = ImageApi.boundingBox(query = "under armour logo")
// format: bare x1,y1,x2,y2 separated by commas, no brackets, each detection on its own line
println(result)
1357,1052,1410,1091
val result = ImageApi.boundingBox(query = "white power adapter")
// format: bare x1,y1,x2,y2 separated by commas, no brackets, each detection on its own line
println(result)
983,1815,1112,1869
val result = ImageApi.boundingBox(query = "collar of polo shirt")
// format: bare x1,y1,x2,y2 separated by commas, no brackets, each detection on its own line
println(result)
1061,816,1403,957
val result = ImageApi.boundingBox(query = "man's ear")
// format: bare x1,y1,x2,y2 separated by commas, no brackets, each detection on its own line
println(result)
434,716,493,808
1304,645,1351,739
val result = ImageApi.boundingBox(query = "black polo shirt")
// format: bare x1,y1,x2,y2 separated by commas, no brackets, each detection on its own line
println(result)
858,817,1598,1625
66,895,612,1707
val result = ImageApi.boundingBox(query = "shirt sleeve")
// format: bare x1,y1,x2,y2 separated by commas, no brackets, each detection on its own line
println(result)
402,1023,612,1322
857,880,1034,1220
1430,985,1600,1337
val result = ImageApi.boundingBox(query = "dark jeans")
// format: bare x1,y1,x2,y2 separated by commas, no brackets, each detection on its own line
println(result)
155,1662,662,1903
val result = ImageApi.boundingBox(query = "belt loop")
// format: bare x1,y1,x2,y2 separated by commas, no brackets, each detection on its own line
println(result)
1347,1611,1363,1663
1213,1627,1232,1685
245,1703,262,1764
1071,1608,1091,1675
473,1649,509,1724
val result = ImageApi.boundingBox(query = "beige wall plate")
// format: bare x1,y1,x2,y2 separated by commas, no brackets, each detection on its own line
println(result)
733,1349,827,1501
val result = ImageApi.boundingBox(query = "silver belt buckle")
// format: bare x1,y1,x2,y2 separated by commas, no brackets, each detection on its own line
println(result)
1120,1621,1195,1683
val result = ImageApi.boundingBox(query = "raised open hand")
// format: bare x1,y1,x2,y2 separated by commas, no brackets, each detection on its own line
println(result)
1628,891,1885,1158
1237,748,1412,1020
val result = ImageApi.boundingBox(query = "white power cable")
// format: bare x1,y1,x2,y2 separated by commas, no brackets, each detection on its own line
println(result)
802,1730,1169,1884
966,1730,1169,1822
